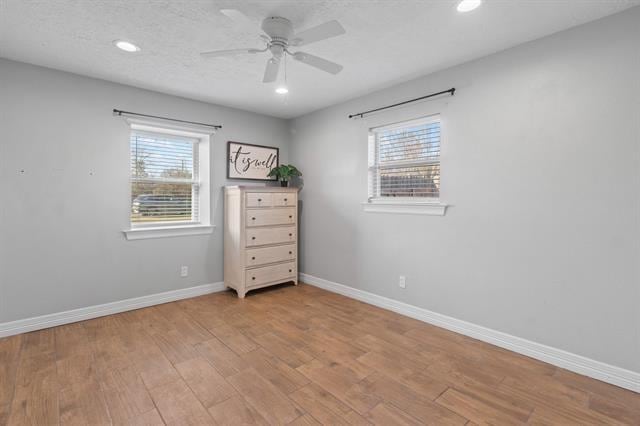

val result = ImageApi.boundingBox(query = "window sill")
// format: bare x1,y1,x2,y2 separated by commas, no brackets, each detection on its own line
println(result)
123,225,215,240
362,201,447,216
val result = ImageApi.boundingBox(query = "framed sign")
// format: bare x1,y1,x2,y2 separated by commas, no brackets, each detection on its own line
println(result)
227,141,279,181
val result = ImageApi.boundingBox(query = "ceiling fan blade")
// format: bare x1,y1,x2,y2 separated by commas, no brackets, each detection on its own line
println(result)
220,9,256,29
291,51,343,74
263,58,281,83
291,20,345,46
200,48,263,58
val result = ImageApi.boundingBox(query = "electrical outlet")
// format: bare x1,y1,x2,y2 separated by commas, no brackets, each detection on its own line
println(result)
180,266,189,277
399,275,406,289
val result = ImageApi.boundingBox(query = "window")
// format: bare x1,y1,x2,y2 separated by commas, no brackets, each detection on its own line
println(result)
365,115,446,215
125,123,213,239
130,130,200,225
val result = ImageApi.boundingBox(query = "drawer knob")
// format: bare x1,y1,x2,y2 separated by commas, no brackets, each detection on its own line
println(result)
289,251,292,255
252,237,256,240
284,198,288,201
289,233,292,237
289,215,292,218
252,217,256,220
258,198,262,202
252,256,255,260
252,277,256,280
289,269,292,273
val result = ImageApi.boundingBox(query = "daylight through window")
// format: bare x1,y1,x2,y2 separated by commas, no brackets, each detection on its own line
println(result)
368,115,441,200
130,130,199,225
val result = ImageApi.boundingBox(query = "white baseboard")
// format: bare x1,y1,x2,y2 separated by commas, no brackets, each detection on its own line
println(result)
0,282,226,338
300,273,640,394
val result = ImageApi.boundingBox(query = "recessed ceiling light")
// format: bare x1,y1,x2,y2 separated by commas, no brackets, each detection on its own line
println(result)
457,0,482,12
275,86,289,95
114,40,140,52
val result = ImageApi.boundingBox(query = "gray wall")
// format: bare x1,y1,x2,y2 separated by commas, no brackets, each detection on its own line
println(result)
0,59,290,323
1,8,638,374
290,9,640,373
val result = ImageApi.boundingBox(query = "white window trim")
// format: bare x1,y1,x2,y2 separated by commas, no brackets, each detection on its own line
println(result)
362,200,447,216
365,114,446,215
122,117,214,239
372,114,441,132
124,224,215,240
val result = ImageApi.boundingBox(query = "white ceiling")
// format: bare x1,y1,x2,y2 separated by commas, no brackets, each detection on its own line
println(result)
1,0,638,119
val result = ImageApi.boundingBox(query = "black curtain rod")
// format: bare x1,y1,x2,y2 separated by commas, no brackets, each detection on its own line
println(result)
113,109,222,129
348,87,456,119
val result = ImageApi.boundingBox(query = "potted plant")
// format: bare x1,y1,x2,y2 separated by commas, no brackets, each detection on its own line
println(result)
268,164,302,187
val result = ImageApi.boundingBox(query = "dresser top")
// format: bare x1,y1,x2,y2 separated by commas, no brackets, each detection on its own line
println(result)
224,185,300,193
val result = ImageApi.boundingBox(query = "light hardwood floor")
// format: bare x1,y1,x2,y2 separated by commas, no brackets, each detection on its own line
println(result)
1,283,638,425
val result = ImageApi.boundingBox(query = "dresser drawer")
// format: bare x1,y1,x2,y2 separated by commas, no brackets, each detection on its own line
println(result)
246,208,295,227
246,244,296,267
245,261,296,288
246,226,296,247
246,193,273,208
273,193,296,207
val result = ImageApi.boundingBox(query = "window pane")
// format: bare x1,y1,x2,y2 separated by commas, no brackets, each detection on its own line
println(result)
130,133,194,181
130,131,198,225
377,164,440,198
131,182,194,223
370,117,441,199
377,122,440,164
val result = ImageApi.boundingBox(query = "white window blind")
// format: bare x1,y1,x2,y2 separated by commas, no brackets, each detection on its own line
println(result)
130,130,199,226
368,115,441,200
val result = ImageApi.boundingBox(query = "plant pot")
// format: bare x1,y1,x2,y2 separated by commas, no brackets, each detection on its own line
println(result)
280,180,289,187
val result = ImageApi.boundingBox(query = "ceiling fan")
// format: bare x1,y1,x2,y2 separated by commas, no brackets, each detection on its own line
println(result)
201,10,346,83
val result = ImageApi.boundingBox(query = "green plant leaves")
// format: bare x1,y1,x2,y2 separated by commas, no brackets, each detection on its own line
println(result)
268,164,302,181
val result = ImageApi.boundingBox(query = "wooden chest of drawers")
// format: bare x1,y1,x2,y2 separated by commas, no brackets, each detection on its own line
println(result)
224,186,299,298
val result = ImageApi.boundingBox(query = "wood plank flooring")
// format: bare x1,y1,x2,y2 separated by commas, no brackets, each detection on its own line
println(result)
1,283,638,425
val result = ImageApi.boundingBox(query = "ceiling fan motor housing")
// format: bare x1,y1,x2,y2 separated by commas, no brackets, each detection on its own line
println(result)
261,17,294,39
262,16,294,59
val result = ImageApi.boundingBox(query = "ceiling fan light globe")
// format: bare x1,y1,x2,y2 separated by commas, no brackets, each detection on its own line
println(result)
275,86,289,94
270,44,285,58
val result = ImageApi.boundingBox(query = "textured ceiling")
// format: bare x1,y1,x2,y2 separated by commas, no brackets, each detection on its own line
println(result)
1,0,638,118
